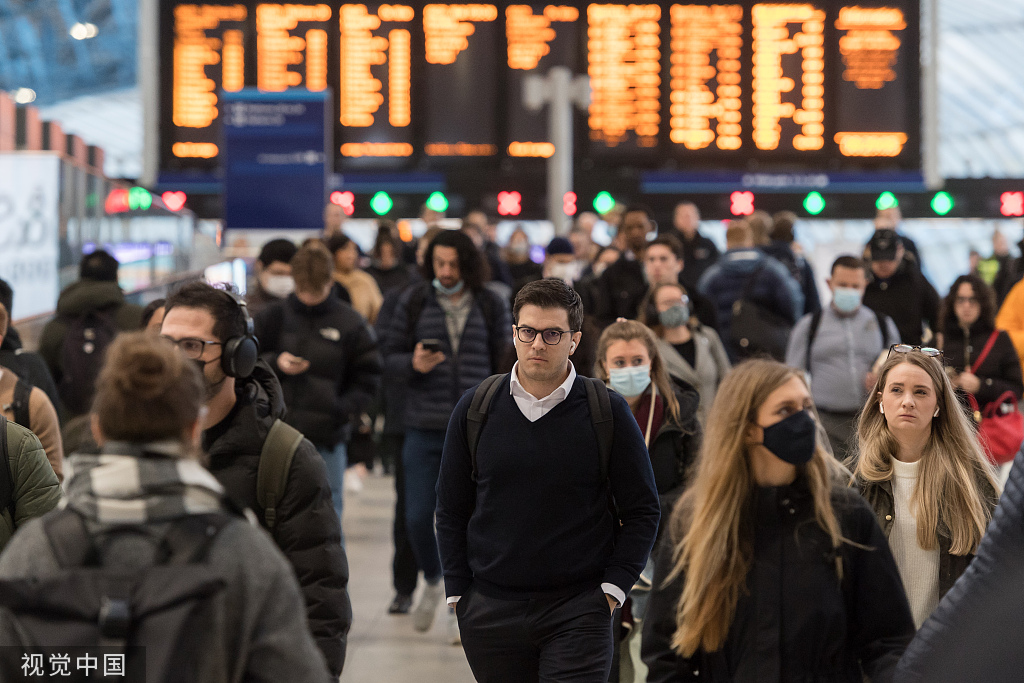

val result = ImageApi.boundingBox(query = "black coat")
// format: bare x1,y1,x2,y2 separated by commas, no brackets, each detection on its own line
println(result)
894,447,1024,683
202,360,351,676
255,294,382,448
647,379,701,534
857,473,998,598
942,324,1023,404
676,231,721,293
642,481,914,683
862,262,940,347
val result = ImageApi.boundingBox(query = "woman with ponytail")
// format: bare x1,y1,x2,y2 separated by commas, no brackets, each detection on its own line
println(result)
642,359,914,682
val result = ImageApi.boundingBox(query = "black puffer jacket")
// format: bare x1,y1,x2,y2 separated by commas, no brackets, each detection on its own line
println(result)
202,361,352,676
856,473,998,598
942,323,1023,405
862,261,940,348
255,294,382,448
894,449,1023,683
642,480,914,683
647,379,701,533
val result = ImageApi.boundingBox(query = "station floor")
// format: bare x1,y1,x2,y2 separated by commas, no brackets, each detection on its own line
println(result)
340,474,476,683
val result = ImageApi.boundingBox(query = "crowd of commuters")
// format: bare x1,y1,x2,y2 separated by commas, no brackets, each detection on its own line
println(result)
1,199,1024,682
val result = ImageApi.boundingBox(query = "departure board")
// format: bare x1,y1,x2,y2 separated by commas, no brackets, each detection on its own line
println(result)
157,0,921,179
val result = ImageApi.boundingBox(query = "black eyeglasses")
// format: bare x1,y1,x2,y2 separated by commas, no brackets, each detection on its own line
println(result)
514,326,575,345
162,335,223,360
887,344,944,362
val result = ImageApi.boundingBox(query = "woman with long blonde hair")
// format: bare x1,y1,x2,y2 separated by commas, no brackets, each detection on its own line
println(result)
642,359,914,682
851,347,998,629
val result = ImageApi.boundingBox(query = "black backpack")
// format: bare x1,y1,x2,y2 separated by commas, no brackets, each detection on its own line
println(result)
57,309,119,416
730,264,793,361
466,373,614,481
4,378,32,432
0,508,237,683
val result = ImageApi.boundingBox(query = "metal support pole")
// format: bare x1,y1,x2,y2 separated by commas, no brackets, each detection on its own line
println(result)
547,67,573,234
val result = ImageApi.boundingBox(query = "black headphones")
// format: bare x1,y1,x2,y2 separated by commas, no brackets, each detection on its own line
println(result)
219,289,259,379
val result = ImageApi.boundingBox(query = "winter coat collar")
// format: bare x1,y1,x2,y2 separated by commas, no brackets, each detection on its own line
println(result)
203,359,285,460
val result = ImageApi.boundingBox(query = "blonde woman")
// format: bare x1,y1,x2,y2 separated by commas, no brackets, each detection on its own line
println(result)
851,346,999,629
643,359,914,682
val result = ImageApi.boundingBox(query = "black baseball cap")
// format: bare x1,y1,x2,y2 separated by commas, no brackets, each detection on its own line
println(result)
869,229,899,261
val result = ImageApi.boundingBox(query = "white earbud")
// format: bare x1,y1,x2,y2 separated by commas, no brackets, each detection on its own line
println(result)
879,404,884,414
934,408,940,417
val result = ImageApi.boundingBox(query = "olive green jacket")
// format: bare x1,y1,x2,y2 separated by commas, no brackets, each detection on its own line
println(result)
0,420,61,551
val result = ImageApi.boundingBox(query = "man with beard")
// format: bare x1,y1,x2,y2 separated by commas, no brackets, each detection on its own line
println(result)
161,281,351,677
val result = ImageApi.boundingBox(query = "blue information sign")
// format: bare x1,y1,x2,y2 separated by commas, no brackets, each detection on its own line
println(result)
222,89,330,230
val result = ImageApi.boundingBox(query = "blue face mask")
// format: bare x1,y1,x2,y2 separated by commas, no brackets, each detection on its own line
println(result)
432,277,464,296
608,365,652,397
832,287,862,314
659,304,690,329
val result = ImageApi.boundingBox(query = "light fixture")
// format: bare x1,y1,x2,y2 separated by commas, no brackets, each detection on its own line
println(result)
13,88,36,104
69,22,98,40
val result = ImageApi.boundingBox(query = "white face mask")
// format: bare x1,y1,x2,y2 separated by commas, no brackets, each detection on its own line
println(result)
546,261,581,284
263,274,295,299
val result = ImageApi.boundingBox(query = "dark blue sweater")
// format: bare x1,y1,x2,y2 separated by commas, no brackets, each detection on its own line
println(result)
435,375,661,600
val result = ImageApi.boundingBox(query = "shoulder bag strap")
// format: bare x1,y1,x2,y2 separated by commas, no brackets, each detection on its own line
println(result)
0,416,13,522
971,331,1001,375
805,310,824,371
256,419,305,530
466,374,507,481
11,379,32,429
583,377,614,480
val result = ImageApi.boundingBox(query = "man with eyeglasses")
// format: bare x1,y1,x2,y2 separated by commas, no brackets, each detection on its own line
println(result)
160,280,352,677
436,278,660,682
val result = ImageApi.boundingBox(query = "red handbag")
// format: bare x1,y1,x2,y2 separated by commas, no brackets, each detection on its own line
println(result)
965,332,1024,464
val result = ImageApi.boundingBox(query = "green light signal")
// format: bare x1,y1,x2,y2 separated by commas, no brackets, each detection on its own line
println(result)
426,191,448,213
931,191,954,216
128,187,152,211
876,192,898,211
803,191,825,216
370,191,393,216
593,191,615,214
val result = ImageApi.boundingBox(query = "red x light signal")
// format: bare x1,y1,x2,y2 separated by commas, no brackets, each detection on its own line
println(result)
330,191,355,216
1001,192,1024,217
563,192,577,216
730,191,755,216
497,191,522,216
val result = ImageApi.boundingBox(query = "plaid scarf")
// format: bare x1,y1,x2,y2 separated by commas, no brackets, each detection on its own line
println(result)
63,441,226,525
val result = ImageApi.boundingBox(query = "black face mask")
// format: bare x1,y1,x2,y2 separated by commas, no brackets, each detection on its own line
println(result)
760,410,817,465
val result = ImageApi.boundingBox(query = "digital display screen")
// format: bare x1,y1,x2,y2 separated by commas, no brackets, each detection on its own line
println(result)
157,1,920,178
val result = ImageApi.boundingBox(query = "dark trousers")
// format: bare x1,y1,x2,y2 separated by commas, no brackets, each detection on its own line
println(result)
402,427,445,581
384,433,418,595
457,585,615,683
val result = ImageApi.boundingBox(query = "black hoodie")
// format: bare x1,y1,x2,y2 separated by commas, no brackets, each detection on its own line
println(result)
202,360,351,676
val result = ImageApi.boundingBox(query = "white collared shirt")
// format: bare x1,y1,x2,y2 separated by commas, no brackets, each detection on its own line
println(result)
509,361,577,421
447,360,626,609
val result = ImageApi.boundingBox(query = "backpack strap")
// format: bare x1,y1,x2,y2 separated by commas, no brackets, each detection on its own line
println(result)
582,377,614,480
403,282,431,350
868,307,891,351
466,374,508,481
43,507,96,568
256,419,304,531
10,378,31,429
804,310,824,371
159,512,236,565
0,416,14,523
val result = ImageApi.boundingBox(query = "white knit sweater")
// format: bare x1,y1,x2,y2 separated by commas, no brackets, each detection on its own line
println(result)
889,457,940,628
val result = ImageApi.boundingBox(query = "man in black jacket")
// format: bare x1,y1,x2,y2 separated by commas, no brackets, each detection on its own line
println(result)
255,242,382,527
862,229,940,347
670,201,720,291
161,280,351,677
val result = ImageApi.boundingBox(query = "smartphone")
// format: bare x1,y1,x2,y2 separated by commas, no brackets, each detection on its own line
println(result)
420,339,442,353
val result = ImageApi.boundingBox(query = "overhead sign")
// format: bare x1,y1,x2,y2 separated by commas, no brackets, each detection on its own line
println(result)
221,89,330,229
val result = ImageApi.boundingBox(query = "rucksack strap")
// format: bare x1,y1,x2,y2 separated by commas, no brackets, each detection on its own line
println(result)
869,307,891,351
44,508,95,568
582,378,614,480
159,513,236,564
10,378,31,429
257,419,304,530
0,416,14,523
467,374,508,481
804,311,824,371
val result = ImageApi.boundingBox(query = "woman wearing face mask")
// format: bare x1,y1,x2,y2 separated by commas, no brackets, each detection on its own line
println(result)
596,319,702,683
640,283,730,425
642,359,914,682
938,275,1022,472
851,347,999,629
503,228,542,301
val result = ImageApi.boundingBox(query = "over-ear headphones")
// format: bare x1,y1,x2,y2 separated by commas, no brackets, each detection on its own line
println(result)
219,289,259,379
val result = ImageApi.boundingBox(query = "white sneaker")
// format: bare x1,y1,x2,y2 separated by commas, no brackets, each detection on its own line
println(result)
344,468,364,494
413,581,444,632
447,608,461,646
